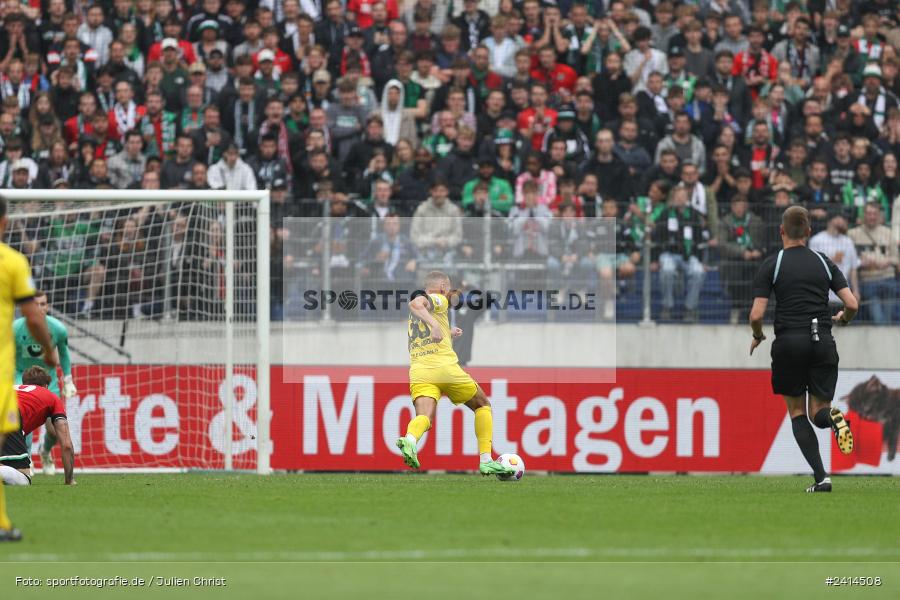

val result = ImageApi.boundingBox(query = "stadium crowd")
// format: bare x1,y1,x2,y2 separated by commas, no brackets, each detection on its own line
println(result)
1,0,900,323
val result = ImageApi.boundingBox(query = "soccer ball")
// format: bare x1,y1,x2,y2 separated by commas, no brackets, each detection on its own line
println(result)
496,453,525,481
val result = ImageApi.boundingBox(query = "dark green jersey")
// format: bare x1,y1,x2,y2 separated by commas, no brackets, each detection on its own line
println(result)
14,315,71,393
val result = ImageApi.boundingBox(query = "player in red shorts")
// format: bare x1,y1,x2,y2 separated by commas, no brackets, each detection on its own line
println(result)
0,366,75,486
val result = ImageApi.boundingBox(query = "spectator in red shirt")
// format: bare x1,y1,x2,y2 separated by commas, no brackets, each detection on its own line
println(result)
253,27,293,76
64,91,97,149
747,121,778,190
550,177,584,216
347,0,398,30
107,80,147,141
733,25,777,101
469,44,503,108
530,45,577,98
339,26,372,78
518,83,558,152
147,16,198,65
90,111,117,159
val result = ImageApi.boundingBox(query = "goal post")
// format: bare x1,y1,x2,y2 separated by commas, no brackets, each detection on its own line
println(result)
2,189,271,475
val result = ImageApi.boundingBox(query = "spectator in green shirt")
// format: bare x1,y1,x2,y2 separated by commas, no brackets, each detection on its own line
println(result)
461,158,515,215
159,38,189,110
842,161,889,225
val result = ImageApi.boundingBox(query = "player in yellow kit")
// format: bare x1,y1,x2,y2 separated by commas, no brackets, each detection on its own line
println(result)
0,195,57,542
396,270,514,476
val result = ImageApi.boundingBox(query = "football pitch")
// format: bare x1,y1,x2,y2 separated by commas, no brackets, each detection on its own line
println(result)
1,473,898,599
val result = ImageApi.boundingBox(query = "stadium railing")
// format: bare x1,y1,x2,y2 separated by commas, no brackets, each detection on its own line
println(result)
6,192,896,327
282,199,899,326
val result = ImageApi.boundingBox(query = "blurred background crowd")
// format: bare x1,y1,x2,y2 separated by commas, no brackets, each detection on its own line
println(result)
1,0,899,323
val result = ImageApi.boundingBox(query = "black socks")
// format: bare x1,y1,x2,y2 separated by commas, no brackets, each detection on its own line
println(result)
792,415,827,483
812,407,833,429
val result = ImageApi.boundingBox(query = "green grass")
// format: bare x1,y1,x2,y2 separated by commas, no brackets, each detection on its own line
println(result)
1,474,899,599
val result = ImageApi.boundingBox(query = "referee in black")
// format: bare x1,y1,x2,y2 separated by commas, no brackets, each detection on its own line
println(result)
749,206,858,492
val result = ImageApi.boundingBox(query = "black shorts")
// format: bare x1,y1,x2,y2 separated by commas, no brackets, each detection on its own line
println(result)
0,428,31,470
771,332,839,400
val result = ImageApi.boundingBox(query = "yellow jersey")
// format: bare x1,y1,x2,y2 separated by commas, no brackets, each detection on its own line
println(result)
408,293,458,369
0,242,37,434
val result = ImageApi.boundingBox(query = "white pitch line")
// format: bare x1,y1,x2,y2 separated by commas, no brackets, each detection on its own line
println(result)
4,546,900,562
589,547,900,558
2,548,593,562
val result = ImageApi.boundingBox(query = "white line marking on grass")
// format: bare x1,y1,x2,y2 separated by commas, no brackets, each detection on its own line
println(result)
5,547,900,562
2,548,592,562
587,548,900,558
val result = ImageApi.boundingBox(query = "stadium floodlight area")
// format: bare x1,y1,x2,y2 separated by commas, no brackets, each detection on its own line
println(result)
3,189,271,475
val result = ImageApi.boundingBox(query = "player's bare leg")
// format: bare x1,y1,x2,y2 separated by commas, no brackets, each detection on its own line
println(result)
809,394,853,456
465,386,514,477
0,433,23,542
784,395,830,492
397,396,436,469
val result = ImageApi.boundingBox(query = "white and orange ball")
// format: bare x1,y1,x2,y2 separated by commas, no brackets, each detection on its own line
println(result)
496,453,525,481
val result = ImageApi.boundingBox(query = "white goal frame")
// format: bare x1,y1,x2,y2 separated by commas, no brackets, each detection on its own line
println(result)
3,189,272,475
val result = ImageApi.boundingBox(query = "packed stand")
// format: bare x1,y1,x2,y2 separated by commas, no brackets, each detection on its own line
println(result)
0,0,899,323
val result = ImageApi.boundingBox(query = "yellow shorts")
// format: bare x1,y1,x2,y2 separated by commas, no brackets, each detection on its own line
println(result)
0,382,19,435
409,364,478,405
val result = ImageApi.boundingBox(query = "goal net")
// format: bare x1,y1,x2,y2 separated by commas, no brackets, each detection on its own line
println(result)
3,189,271,474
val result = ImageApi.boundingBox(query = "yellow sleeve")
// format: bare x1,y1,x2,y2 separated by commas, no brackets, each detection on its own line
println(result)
11,251,36,302
427,293,448,315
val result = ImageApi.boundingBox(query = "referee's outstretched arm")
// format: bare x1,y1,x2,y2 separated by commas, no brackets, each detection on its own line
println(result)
749,286,858,355
747,206,859,356
831,287,859,325
749,296,769,356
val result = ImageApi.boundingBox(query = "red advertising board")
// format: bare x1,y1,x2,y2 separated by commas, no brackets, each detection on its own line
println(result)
47,365,259,471
49,366,895,474
273,367,785,472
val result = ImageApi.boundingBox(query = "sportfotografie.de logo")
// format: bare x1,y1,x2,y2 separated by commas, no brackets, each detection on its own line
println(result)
301,289,597,312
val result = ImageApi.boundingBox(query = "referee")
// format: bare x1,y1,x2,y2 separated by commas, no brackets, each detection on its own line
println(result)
749,206,858,493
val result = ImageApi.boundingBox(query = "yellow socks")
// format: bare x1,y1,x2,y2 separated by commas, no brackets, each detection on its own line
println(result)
475,406,493,457
0,481,11,530
405,415,431,442
405,408,493,460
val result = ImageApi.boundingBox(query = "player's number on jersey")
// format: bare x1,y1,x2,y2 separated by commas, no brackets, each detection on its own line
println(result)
408,317,431,345
14,385,36,393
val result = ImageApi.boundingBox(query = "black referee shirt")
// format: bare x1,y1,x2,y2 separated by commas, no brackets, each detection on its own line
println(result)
752,246,849,336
